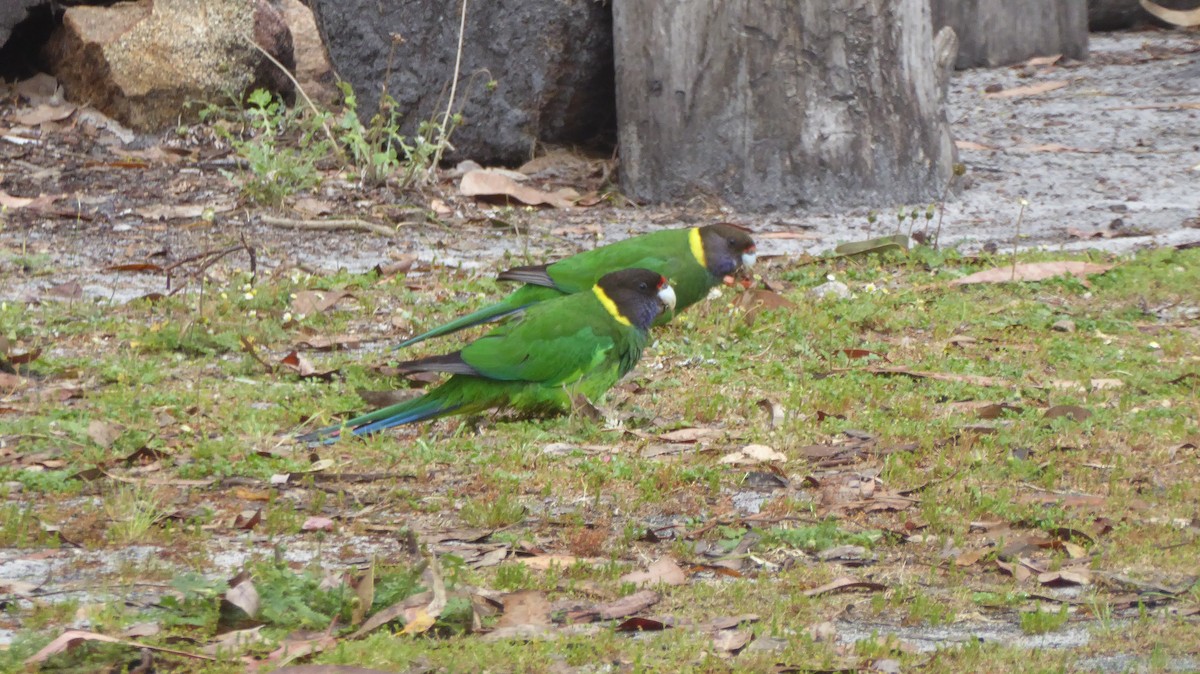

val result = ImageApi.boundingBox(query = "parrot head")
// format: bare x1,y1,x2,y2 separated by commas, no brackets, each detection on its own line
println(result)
596,268,676,330
698,223,757,278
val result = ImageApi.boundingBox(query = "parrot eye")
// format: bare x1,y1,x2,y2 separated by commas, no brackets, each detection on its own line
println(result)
638,281,648,291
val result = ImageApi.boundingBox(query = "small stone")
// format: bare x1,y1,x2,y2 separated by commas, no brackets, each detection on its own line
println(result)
810,280,851,300
3,481,23,494
1051,319,1076,333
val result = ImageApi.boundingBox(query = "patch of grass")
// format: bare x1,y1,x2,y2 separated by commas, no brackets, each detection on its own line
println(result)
460,491,526,528
102,485,169,545
1019,605,1070,634
756,520,884,553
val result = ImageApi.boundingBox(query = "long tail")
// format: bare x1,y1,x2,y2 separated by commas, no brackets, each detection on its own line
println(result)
297,392,462,445
390,285,565,351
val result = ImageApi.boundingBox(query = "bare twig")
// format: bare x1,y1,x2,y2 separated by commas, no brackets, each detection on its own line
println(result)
431,0,469,171
259,214,411,238
1011,198,1028,282
164,241,256,295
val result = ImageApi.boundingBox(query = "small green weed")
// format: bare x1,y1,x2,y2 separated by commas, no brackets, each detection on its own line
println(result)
460,492,526,528
1020,605,1069,634
206,89,328,206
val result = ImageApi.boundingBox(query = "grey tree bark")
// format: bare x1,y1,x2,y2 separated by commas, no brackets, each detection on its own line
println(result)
613,0,956,211
930,0,1088,68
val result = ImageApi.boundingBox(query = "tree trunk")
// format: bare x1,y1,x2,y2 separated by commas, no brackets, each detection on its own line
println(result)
613,0,956,211
931,0,1088,69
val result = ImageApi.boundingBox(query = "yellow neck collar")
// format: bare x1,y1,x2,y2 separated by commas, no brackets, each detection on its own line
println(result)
689,228,707,269
592,285,632,326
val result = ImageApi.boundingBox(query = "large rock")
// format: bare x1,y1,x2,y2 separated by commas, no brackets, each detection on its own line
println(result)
43,0,294,131
1089,0,1146,29
1090,0,1200,30
0,0,43,47
308,0,615,165
930,0,1088,69
280,0,336,104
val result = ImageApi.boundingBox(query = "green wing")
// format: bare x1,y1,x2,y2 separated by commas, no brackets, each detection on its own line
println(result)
543,229,691,292
459,292,626,386
539,229,715,313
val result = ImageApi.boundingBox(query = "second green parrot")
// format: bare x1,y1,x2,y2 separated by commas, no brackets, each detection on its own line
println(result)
392,223,756,350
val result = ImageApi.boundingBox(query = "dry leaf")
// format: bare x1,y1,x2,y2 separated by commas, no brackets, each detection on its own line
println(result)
0,191,35,209
106,262,164,273
25,629,213,665
86,420,122,448
756,231,820,240
984,80,1068,99
302,516,335,531
460,169,577,209
0,372,26,391
1043,405,1092,422
620,558,688,588
45,280,83,300
292,290,355,315
280,351,338,381
13,103,77,126
657,427,725,443
719,444,787,466
951,262,1113,286
709,628,752,652
496,590,552,627
221,574,260,622
520,553,581,570
738,288,796,325
1038,569,1091,586
1025,54,1063,67
802,577,887,598
597,590,660,620
955,140,997,151
400,555,447,636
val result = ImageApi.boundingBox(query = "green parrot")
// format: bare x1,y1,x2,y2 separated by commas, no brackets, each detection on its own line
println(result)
298,268,677,443
392,223,756,351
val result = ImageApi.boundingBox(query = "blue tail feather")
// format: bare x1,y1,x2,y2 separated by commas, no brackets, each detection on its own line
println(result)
296,395,460,444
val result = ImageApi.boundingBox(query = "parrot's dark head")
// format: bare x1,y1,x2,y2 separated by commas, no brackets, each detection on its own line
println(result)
697,224,757,278
594,268,676,331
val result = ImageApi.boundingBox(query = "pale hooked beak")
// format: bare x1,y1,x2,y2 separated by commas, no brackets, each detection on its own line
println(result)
741,250,757,269
657,284,677,312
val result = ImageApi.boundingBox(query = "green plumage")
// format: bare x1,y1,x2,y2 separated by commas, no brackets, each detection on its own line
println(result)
299,268,673,443
392,224,755,350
